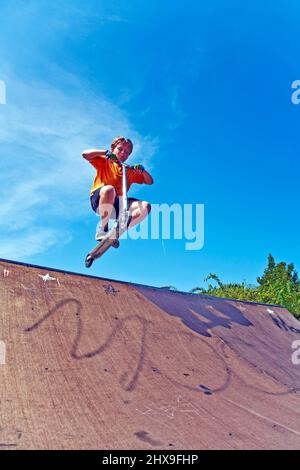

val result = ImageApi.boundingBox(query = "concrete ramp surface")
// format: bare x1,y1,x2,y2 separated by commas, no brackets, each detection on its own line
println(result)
1,259,300,449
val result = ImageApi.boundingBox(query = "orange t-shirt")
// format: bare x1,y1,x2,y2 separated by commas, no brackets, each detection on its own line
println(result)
89,157,144,196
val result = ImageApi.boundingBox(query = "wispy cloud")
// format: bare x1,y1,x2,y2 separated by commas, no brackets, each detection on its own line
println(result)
0,229,71,259
0,0,157,261
0,71,157,260
167,86,187,130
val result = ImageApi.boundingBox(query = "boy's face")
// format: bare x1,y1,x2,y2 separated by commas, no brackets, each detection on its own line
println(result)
113,142,131,162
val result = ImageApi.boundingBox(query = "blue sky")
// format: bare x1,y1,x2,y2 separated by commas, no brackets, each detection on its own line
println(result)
0,0,299,291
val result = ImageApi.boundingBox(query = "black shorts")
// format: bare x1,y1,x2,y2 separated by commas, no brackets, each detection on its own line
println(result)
90,187,120,219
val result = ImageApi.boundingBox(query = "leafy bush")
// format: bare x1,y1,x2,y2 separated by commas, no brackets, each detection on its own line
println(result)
189,255,300,318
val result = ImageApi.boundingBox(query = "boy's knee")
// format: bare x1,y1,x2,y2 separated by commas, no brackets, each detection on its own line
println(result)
101,185,116,199
143,201,151,214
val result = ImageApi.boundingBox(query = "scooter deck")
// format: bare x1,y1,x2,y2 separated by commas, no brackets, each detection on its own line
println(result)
90,226,120,260
85,217,130,268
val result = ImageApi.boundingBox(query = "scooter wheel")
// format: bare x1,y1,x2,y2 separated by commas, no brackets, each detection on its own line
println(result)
85,254,94,268
112,240,120,249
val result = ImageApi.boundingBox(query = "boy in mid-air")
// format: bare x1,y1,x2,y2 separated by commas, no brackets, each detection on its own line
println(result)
82,136,153,241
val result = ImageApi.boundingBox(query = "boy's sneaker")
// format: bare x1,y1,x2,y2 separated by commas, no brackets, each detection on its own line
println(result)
95,221,120,248
95,224,108,241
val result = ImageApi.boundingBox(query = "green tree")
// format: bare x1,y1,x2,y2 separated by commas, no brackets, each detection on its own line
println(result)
256,254,300,315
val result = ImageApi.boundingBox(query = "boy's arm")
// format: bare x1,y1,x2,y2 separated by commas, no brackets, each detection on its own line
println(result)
82,149,107,161
142,169,154,185
131,164,154,185
132,167,154,185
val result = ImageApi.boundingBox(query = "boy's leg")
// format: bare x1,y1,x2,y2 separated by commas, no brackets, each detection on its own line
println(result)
97,185,117,231
127,199,151,229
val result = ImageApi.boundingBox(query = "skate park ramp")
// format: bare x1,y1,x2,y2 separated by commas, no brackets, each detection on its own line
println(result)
1,258,300,450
